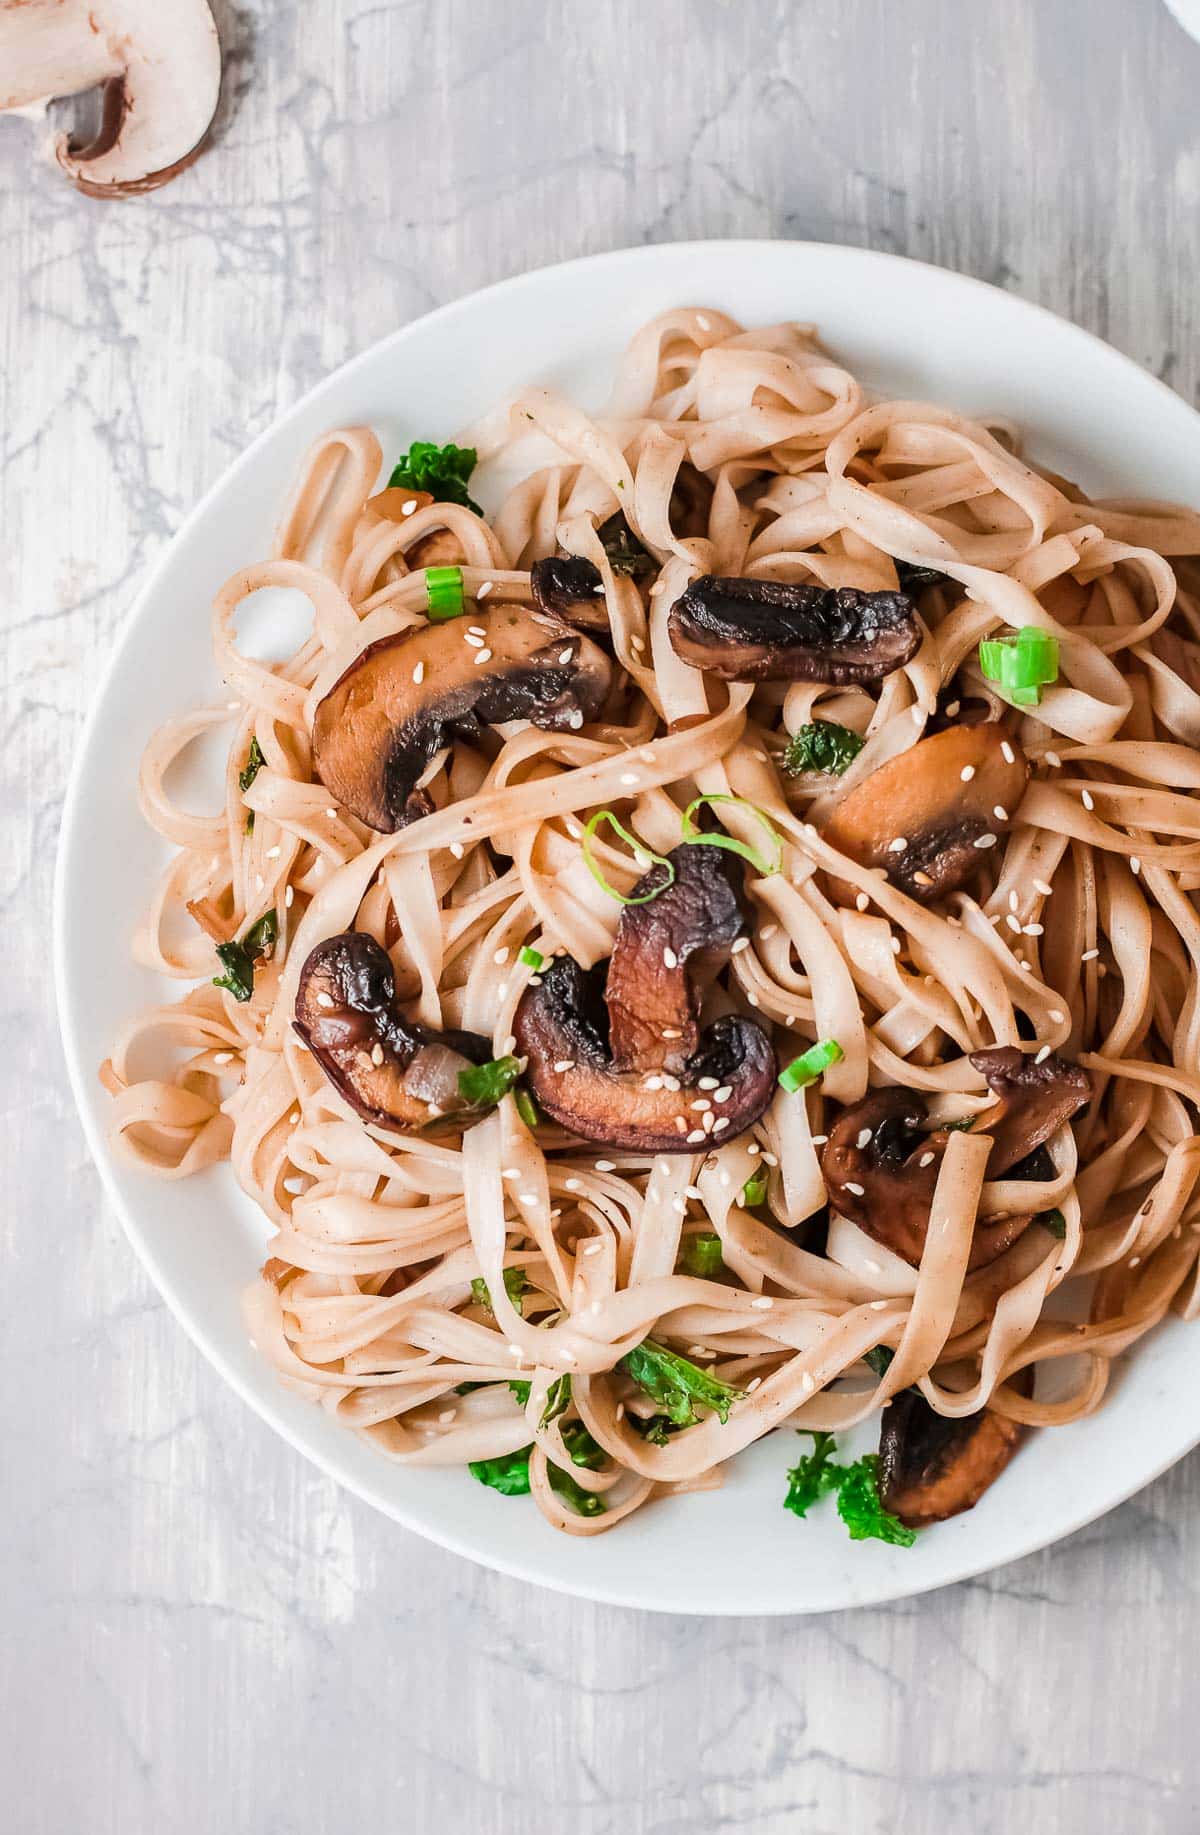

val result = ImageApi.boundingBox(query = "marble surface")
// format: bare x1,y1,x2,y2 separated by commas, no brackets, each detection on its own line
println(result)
7,2,1200,1828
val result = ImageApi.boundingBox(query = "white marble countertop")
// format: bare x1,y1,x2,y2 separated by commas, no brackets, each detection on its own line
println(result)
8,2,1200,1828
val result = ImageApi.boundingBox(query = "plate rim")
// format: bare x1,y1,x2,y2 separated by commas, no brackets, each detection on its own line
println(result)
54,237,1200,1614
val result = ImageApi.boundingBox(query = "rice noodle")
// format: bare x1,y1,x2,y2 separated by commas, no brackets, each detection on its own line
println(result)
104,308,1200,1536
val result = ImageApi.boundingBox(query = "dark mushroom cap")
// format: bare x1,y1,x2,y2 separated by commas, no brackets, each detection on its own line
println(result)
969,1046,1092,1174
513,846,774,1152
878,1385,1026,1527
294,931,490,1131
823,1090,1032,1271
312,606,612,831
824,1049,1089,1271
530,555,609,632
820,724,1029,904
668,575,921,684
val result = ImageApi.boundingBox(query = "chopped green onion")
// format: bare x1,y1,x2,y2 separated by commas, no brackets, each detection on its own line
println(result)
518,945,545,971
782,721,865,778
470,1266,527,1314
680,794,783,878
457,1054,521,1107
741,1168,769,1208
677,1231,725,1279
514,1087,541,1130
426,565,466,621
581,810,676,906
778,1038,844,1093
978,626,1059,707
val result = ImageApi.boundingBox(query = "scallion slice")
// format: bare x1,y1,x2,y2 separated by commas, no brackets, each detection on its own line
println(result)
679,793,783,877
518,945,545,971
426,565,466,621
581,810,676,905
978,626,1059,706
778,1038,844,1093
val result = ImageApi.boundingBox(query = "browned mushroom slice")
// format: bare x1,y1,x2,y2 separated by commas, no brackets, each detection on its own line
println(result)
668,575,921,684
295,932,491,1131
820,724,1029,904
822,1090,1031,1271
530,556,609,632
513,847,774,1152
312,606,612,831
969,1046,1092,1174
878,1386,1025,1527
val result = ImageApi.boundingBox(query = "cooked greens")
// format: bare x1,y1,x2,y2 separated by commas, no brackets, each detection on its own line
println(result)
619,1339,744,1427
212,908,278,1003
782,720,865,777
388,439,481,513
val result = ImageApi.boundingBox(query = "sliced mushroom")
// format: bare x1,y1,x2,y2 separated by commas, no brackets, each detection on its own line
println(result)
530,555,609,632
0,0,220,197
668,575,921,684
294,932,490,1131
824,1050,1090,1270
820,724,1029,904
312,606,612,831
878,1386,1026,1527
513,847,774,1152
968,1046,1092,1174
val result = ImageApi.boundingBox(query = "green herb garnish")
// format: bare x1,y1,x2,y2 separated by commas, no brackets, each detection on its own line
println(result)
782,721,865,778
678,1231,725,1279
944,1115,976,1133
425,564,466,621
778,1038,844,1093
539,1374,571,1428
1040,1208,1067,1239
619,1339,745,1428
547,1462,606,1516
783,1431,916,1547
212,908,278,1003
680,793,783,878
457,1054,522,1108
239,736,266,831
470,1266,528,1314
582,810,676,906
597,511,655,577
864,1346,895,1377
467,1448,531,1496
978,625,1059,707
783,1430,844,1518
514,1087,540,1130
388,440,481,514
741,1168,769,1208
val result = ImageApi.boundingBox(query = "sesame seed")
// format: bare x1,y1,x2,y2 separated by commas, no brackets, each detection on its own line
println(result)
214,1050,234,1065
412,660,425,684
517,1191,537,1204
554,1059,577,1073
1006,914,1022,934
644,1075,664,1091
747,1143,760,1156
760,924,778,940
631,633,646,648
1009,891,1020,912
698,1076,719,1090
761,1151,778,1167
663,946,678,969
582,1238,601,1253
477,581,494,599
285,886,295,907
973,833,998,849
371,1043,384,1066
325,807,338,819
960,765,976,783
890,937,902,955
811,1134,828,1146
1035,1044,1051,1063
993,805,1008,822
918,1151,935,1168
559,649,574,664
731,937,750,954
473,648,493,666
702,1113,715,1133
691,1098,712,1112
687,1130,706,1144
595,1159,615,1172
283,1177,304,1195
593,582,606,594
568,711,584,729
844,1181,866,1197
856,1128,873,1149
1045,750,1062,768
450,842,465,858
1048,1008,1065,1023
751,1296,774,1310
1081,789,1095,811
1081,948,1099,961
870,1300,889,1312
1130,856,1141,875
1034,878,1053,897
493,947,509,965
855,893,870,912
713,1118,730,1131
316,992,334,1009
663,1074,681,1091
1023,922,1043,936
620,772,639,787
714,1086,732,1103
1001,741,1016,764
801,1371,816,1394
888,836,909,853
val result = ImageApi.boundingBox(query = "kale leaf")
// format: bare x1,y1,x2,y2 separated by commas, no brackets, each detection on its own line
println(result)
782,1431,916,1548
212,908,278,1003
619,1339,745,1427
470,1266,528,1315
388,440,481,514
782,721,865,777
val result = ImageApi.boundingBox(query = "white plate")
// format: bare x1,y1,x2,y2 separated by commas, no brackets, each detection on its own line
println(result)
55,241,1200,1614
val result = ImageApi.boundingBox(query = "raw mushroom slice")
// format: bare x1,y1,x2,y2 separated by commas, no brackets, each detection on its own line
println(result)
820,723,1029,904
312,605,612,831
823,1052,1090,1270
513,846,774,1153
668,575,921,684
878,1385,1027,1527
294,932,491,1131
0,0,221,198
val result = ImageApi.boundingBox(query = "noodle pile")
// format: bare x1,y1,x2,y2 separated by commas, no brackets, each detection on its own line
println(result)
103,308,1200,1537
